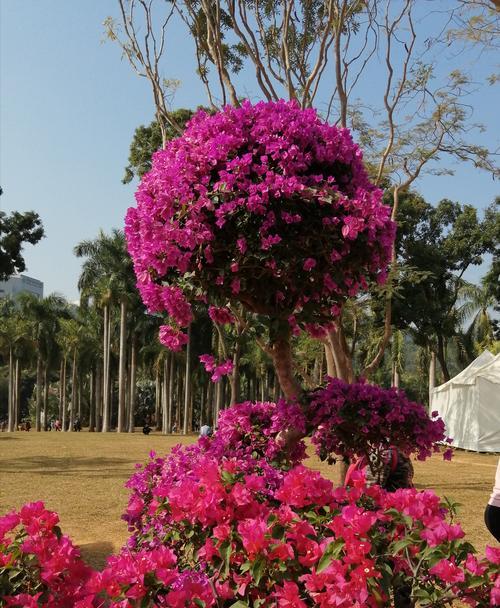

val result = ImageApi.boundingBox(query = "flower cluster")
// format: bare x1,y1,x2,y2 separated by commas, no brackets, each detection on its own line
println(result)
125,100,395,348
199,354,234,382
0,502,91,607
307,378,449,464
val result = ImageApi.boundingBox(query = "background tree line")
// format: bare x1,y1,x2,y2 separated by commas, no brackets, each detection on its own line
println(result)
0,192,498,433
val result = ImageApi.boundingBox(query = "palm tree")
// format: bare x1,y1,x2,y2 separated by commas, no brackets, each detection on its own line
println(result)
75,229,136,432
0,304,32,431
457,281,496,355
17,293,68,431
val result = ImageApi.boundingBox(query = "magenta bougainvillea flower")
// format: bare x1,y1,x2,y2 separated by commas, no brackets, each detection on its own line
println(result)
125,100,395,349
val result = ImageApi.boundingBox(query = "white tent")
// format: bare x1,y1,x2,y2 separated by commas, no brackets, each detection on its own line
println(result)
430,351,500,452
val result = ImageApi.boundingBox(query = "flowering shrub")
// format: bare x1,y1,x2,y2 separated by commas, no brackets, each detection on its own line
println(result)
122,400,307,551
0,502,91,607
307,378,451,465
2,404,499,607
125,100,395,345
121,440,499,607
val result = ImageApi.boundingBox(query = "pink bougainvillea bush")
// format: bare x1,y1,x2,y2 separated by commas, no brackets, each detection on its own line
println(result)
0,502,92,607
1,400,500,606
307,378,452,465
125,100,396,346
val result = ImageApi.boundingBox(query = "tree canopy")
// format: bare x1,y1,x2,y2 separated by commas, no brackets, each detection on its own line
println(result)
0,210,44,280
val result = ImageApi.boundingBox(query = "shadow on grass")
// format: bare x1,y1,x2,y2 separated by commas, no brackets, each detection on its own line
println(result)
0,435,20,440
80,541,116,570
0,455,132,476
414,482,488,492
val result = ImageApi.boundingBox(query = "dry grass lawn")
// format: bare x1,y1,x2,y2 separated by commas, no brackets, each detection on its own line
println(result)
0,431,498,570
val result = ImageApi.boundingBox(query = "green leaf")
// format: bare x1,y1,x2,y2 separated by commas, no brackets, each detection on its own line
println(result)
194,599,206,608
316,539,344,573
390,538,415,554
229,601,249,608
271,524,285,540
250,555,266,585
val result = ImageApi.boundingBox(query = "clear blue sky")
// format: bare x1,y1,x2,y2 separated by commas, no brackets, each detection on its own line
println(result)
1,1,498,302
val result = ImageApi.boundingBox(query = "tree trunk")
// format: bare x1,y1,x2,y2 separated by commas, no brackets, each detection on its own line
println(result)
155,366,161,430
269,327,302,400
95,363,102,432
429,351,436,410
102,304,110,432
206,377,214,427
61,356,67,431
14,357,20,429
392,362,400,388
167,354,174,433
128,335,137,432
43,365,49,430
230,340,241,405
35,354,43,431
58,359,64,422
118,299,127,432
214,376,223,426
327,328,354,383
183,325,192,435
7,347,14,432
436,335,450,382
69,347,77,431
89,369,95,432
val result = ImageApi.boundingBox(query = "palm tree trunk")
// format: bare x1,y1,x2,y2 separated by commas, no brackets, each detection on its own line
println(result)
77,378,82,420
58,359,64,421
392,362,400,388
183,325,192,435
162,354,170,434
230,340,241,405
95,363,102,432
61,356,67,431
14,357,20,429
69,347,77,431
7,347,14,432
155,365,161,430
118,299,127,432
214,377,223,426
43,365,49,430
429,351,436,410
128,335,137,432
102,304,110,432
35,354,43,431
89,369,95,432
168,353,175,432
206,378,214,426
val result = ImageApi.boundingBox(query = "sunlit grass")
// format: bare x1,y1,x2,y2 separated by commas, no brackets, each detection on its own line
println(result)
0,431,497,569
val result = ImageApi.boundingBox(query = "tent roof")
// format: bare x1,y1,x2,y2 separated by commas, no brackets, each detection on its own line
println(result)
433,350,496,393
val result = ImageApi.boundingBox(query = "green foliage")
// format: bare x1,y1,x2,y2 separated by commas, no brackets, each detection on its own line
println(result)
0,210,44,280
392,193,498,350
123,109,195,184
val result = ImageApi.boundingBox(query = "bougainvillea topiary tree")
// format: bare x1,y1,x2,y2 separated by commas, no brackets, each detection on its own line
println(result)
125,100,395,398
5,101,496,608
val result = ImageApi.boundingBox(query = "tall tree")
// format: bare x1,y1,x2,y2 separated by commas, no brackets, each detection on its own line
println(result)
111,0,498,381
75,229,137,432
392,196,498,381
17,293,68,431
0,210,44,280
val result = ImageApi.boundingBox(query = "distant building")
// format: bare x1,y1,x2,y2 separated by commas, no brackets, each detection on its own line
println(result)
0,274,44,300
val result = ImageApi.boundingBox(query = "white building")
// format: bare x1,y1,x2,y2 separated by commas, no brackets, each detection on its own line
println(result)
0,274,44,300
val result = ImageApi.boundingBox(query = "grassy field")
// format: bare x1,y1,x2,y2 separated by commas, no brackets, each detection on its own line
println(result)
0,431,498,569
